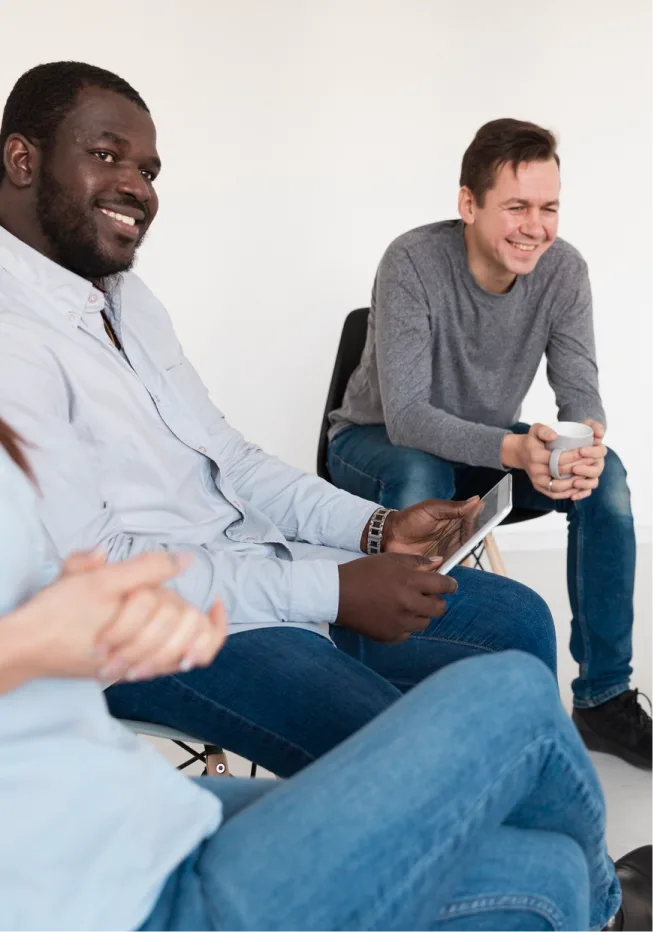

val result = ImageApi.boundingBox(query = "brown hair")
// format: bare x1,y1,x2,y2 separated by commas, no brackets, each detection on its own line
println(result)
460,118,559,206
0,418,34,481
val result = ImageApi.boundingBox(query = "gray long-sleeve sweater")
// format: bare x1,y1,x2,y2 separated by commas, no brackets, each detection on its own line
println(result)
329,220,605,470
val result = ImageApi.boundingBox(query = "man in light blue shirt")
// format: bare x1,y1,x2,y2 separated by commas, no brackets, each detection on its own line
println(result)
0,61,556,776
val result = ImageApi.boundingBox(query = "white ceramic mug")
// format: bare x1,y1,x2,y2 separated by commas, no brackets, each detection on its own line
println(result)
545,422,594,480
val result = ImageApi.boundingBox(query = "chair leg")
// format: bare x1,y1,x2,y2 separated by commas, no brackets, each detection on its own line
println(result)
461,555,474,568
484,533,507,576
204,745,230,776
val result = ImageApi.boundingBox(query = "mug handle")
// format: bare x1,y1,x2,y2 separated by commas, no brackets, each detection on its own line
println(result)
549,449,572,481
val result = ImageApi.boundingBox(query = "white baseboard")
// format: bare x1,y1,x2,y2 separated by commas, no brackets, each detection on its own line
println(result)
494,524,652,552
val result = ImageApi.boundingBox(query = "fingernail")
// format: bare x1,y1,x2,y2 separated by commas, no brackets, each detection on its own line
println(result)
99,662,122,681
126,664,153,681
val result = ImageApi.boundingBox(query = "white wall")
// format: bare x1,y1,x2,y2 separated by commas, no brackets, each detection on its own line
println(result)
2,0,651,545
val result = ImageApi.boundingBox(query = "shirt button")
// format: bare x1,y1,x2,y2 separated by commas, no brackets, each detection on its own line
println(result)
153,394,160,404
198,445,207,454
88,294,97,304
68,311,76,322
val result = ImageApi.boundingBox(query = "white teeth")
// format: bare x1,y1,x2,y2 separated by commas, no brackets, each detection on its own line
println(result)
100,208,136,227
509,241,536,251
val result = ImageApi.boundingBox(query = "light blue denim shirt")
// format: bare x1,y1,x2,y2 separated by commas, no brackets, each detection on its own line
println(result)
0,227,376,634
0,445,223,931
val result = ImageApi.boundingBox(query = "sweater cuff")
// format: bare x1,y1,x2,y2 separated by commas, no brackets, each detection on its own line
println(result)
478,426,513,471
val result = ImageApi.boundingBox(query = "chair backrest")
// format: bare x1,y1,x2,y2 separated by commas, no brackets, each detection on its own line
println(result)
316,308,370,480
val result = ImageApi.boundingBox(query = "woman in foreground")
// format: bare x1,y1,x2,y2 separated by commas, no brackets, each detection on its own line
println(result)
0,417,648,932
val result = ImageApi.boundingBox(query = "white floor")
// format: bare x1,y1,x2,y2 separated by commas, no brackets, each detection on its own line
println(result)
148,544,652,861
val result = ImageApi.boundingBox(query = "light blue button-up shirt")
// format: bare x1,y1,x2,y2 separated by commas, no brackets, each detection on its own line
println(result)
0,226,375,634
0,444,223,931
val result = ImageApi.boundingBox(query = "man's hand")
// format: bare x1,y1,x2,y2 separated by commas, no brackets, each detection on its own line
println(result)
381,497,484,561
567,420,607,501
501,426,590,501
336,553,458,644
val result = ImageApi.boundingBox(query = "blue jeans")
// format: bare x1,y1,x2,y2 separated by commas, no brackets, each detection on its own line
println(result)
328,423,635,707
106,570,556,777
140,651,620,931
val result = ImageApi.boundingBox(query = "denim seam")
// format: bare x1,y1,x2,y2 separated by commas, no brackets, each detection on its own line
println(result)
409,635,497,652
166,675,317,763
574,504,592,690
573,682,631,709
359,732,606,931
439,893,564,929
328,447,384,486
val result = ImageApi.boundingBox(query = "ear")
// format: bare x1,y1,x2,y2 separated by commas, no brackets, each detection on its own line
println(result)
2,133,41,188
457,186,476,225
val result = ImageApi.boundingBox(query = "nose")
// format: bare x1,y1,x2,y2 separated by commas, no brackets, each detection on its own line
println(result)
520,208,545,240
114,165,153,209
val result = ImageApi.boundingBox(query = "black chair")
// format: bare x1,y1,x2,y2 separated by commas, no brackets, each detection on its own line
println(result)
317,307,548,574
317,308,370,481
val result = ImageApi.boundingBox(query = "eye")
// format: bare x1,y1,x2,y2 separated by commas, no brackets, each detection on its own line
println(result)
140,169,156,182
508,205,525,213
544,207,558,214
92,150,116,164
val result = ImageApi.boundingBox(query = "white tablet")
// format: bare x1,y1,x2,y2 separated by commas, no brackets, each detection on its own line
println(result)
424,474,513,575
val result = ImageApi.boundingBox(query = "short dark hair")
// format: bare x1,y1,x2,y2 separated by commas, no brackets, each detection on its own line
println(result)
460,118,559,206
0,61,149,184
0,418,34,482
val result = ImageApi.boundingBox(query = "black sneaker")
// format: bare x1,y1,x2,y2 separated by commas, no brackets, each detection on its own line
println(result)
573,689,652,770
603,845,652,931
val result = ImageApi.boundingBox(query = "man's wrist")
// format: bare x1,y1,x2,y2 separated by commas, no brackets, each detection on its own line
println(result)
360,507,397,554
501,433,524,470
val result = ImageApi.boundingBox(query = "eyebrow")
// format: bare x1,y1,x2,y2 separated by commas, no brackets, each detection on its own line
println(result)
91,130,162,171
501,197,559,208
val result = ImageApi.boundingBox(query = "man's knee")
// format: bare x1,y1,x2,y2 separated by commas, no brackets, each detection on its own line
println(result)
587,448,633,518
501,580,558,676
451,568,557,676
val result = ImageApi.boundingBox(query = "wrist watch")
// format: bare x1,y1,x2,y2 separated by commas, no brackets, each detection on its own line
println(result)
366,506,396,555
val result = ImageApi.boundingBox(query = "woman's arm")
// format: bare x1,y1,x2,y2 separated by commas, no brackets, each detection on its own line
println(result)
0,603,47,693
0,552,227,694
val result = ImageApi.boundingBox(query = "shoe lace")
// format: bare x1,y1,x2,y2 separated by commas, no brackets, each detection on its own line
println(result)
620,689,652,733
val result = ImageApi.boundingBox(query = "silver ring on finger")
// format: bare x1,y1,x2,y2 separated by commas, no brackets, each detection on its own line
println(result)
548,477,554,493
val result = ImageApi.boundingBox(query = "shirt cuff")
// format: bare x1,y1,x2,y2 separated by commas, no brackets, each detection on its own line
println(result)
288,558,340,624
324,496,379,553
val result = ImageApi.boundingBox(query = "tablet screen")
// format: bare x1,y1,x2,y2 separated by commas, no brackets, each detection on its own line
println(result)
423,477,509,564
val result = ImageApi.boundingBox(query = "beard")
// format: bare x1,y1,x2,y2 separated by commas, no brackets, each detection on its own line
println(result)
36,166,142,281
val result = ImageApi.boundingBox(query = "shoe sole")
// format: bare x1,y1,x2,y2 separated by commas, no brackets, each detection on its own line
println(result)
572,713,652,771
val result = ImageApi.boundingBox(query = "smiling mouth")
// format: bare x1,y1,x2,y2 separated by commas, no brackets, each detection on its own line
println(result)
100,207,138,229
507,240,538,252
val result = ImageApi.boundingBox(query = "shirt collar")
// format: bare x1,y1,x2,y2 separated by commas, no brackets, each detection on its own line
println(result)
0,224,111,326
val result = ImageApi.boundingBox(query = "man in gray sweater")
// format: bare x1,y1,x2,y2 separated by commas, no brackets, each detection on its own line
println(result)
329,118,650,769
